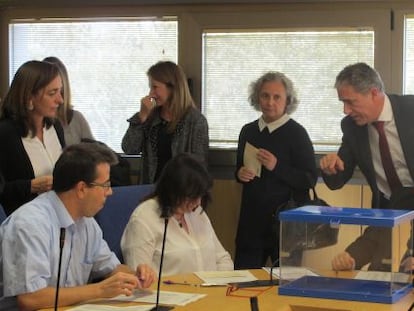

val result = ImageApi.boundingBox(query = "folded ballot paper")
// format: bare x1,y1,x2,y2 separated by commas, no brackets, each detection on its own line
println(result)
194,270,257,285
243,142,261,177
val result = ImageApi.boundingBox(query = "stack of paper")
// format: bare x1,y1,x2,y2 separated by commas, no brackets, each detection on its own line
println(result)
110,289,206,306
194,270,257,285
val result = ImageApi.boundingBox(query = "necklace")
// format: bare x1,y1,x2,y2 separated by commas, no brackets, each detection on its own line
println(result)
175,214,185,228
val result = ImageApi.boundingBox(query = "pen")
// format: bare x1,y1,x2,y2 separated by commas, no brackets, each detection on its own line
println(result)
163,280,200,287
163,280,226,287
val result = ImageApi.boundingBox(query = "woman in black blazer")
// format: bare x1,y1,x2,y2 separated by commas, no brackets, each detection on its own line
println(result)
0,60,65,215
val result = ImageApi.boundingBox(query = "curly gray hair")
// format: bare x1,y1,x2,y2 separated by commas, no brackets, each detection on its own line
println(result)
248,71,299,115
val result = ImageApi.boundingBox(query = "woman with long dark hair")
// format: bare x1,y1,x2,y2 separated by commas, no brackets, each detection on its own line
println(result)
0,60,65,215
121,153,233,275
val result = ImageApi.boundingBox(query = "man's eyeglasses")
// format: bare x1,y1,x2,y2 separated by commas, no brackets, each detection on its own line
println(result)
88,181,112,190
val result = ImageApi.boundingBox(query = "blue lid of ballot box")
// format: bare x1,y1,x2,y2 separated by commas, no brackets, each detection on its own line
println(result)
278,275,412,304
279,206,414,227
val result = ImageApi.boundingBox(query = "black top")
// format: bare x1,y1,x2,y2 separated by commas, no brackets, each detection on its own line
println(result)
235,118,317,248
0,119,65,215
154,119,173,181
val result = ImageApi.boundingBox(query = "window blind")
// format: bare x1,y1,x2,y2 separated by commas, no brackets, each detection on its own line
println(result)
9,19,178,152
202,30,374,150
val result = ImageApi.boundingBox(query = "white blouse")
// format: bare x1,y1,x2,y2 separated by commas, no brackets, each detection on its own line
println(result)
22,126,62,177
121,198,234,276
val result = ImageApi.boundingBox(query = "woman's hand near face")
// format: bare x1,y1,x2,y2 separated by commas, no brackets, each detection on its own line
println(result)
138,96,156,123
31,175,53,194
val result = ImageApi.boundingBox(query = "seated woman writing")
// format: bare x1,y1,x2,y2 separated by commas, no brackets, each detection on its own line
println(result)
121,153,234,276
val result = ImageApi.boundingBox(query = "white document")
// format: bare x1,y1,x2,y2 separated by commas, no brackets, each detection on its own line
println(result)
110,289,206,306
355,270,410,283
67,304,154,311
266,267,319,280
194,270,257,285
243,142,261,177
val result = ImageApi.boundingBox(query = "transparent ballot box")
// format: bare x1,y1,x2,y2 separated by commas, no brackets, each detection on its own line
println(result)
278,206,414,303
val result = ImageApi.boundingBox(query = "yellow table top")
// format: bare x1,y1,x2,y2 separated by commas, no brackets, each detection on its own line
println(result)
42,269,414,311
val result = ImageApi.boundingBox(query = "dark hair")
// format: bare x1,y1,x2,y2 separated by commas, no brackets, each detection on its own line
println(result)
53,143,118,193
0,60,60,137
81,138,131,187
151,153,212,217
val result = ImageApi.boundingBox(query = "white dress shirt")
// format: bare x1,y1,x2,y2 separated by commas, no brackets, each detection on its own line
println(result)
121,198,234,276
368,95,413,198
0,191,119,309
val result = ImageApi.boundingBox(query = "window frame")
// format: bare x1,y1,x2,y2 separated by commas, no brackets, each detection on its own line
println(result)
392,10,414,95
186,8,392,152
0,4,399,153
7,17,179,152
201,28,376,150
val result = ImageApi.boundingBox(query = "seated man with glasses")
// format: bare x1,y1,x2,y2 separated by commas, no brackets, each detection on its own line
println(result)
0,143,156,311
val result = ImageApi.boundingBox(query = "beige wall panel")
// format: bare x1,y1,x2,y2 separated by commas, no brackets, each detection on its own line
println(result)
315,183,366,208
302,225,364,270
362,184,373,208
207,179,242,261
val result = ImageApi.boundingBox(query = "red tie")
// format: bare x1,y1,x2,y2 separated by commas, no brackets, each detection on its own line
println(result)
373,121,402,193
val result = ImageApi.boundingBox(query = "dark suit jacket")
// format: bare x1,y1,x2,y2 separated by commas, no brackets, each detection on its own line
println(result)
322,94,414,270
0,119,65,215
322,94,414,208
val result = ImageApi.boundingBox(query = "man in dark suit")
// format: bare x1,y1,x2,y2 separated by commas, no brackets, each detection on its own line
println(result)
319,62,414,271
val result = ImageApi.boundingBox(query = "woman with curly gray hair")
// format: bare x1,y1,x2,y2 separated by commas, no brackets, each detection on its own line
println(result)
248,71,299,115
234,71,317,269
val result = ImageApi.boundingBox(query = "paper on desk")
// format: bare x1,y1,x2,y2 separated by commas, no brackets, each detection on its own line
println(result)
243,142,261,177
67,304,154,311
355,270,410,283
110,289,206,306
194,270,257,285
263,267,319,280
